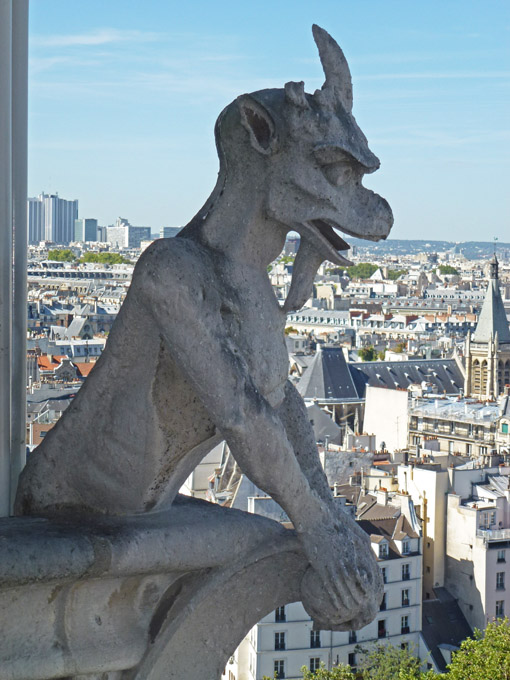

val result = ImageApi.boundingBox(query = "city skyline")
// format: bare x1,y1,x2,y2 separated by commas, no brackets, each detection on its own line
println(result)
29,1,510,241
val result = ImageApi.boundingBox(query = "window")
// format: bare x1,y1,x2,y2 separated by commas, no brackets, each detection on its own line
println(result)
480,446,488,456
379,542,389,559
378,620,387,638
348,652,357,668
402,540,410,555
448,440,454,454
381,567,387,584
402,589,410,607
274,660,285,679
497,550,506,563
380,592,387,611
309,658,321,672
310,630,321,649
274,632,285,651
450,422,455,434
496,600,505,618
502,423,509,434
401,615,410,634
402,564,410,581
490,511,496,526
412,435,420,445
348,630,357,644
496,572,505,590
466,443,472,455
275,606,286,623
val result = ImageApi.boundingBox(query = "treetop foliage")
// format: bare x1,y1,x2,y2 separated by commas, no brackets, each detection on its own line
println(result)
346,263,378,280
80,251,131,264
438,264,459,276
47,250,131,265
262,621,510,680
48,249,76,262
358,345,378,362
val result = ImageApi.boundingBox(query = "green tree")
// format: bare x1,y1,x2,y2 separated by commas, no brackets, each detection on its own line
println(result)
48,248,76,262
447,618,510,680
285,326,298,335
290,645,438,679
80,251,131,265
358,643,425,680
438,264,459,276
359,345,377,362
378,350,386,360
387,269,408,281
394,342,407,354
346,263,378,280
301,663,355,679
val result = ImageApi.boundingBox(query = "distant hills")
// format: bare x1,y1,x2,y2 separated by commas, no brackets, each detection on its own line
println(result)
343,238,510,260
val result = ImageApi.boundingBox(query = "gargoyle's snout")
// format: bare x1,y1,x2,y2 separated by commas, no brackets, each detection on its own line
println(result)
354,189,393,242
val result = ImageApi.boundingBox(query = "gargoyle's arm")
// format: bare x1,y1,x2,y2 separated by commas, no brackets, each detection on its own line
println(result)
136,240,327,530
137,239,382,630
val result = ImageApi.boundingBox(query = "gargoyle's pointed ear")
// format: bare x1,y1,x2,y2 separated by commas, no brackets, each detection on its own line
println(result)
237,95,278,155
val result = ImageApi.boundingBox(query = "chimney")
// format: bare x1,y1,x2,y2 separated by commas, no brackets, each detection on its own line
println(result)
376,488,389,506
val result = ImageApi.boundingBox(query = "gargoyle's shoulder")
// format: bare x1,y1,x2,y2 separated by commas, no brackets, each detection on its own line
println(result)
134,237,209,283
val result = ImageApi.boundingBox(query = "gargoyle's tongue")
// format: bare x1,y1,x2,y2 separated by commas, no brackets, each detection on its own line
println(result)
310,219,351,251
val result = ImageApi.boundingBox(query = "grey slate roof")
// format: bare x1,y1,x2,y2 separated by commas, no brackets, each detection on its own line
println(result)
421,587,472,671
472,268,510,344
350,359,463,397
296,349,464,400
297,347,359,400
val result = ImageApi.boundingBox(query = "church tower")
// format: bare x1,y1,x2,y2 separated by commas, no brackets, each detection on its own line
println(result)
465,256,510,399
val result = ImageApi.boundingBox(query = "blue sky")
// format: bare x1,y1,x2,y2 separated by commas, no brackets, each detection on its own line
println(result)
29,1,510,242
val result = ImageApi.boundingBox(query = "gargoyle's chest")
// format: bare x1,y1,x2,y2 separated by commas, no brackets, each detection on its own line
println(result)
217,279,288,396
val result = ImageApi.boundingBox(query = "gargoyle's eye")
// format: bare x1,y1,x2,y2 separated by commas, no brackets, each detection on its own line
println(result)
314,146,357,187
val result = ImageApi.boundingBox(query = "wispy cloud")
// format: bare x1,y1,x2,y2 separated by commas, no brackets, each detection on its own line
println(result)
32,28,163,48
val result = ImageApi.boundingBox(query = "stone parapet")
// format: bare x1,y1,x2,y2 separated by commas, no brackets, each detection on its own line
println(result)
0,496,304,680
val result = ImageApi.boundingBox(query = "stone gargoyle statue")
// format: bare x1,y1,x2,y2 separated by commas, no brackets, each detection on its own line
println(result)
15,25,392,636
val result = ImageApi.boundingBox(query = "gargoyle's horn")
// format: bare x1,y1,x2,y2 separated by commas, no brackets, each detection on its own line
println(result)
312,24,353,113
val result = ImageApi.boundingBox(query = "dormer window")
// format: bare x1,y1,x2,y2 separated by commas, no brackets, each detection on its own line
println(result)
402,540,410,555
379,542,389,559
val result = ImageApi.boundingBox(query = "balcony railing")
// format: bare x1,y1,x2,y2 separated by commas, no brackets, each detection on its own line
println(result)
477,528,510,542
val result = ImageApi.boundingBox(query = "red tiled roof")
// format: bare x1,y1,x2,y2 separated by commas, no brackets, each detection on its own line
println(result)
74,362,95,377
36,355,67,371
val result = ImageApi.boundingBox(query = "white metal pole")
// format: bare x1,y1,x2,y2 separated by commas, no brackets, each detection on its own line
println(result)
0,0,13,517
11,0,29,511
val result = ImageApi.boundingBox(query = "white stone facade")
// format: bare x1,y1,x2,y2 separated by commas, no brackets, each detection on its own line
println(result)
237,537,422,680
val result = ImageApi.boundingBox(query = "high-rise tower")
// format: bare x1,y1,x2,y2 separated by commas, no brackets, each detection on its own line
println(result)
27,193,78,244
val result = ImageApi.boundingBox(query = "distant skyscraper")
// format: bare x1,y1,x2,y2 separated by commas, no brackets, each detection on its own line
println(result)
27,197,44,244
74,218,98,242
160,226,181,239
97,226,107,242
27,193,78,245
106,217,151,249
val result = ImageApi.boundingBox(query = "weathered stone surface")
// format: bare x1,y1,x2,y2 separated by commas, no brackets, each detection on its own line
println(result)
10,25,393,677
0,498,302,680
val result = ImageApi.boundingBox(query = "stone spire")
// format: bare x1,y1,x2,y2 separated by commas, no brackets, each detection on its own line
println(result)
472,255,510,345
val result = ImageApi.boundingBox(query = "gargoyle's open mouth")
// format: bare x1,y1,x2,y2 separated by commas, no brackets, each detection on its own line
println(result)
300,219,353,267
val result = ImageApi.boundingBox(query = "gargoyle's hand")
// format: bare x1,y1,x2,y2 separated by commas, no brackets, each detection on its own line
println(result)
299,506,383,631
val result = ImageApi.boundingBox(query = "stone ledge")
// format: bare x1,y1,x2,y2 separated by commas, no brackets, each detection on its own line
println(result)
0,496,305,680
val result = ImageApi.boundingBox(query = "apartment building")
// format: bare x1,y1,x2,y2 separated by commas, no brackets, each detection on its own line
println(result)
236,500,422,680
445,466,510,631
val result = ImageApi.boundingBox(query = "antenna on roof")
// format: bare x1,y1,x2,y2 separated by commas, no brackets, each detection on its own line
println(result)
494,236,498,257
